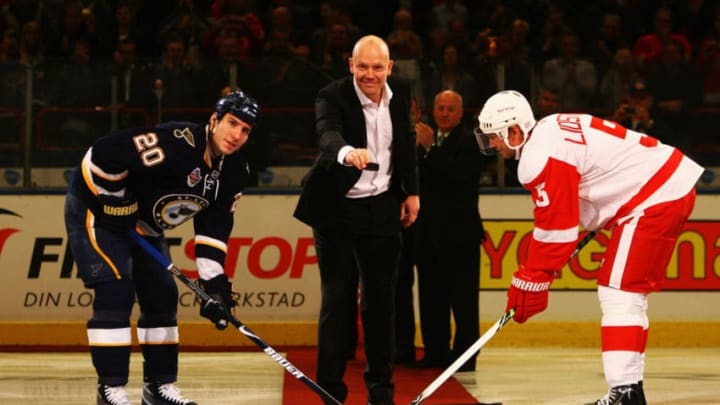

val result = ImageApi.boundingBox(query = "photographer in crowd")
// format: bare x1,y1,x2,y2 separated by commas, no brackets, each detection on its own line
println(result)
610,79,673,145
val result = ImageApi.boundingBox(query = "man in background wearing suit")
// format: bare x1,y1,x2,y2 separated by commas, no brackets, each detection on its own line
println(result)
412,90,486,372
293,35,420,405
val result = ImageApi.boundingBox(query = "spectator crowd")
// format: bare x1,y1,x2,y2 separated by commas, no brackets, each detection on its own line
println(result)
1,0,719,174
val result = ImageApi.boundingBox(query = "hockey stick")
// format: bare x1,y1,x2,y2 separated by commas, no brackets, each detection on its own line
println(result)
409,309,514,405
571,230,597,259
409,229,598,405
128,231,343,405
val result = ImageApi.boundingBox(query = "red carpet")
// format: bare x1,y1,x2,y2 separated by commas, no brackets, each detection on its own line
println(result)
282,347,480,405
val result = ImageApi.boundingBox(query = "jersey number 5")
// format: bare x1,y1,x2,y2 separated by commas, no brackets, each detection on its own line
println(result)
534,182,550,207
133,132,166,167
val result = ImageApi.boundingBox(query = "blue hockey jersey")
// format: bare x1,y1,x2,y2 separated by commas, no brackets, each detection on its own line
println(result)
72,121,249,278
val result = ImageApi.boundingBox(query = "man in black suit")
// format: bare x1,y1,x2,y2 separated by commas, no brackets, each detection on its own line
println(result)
393,97,425,367
412,90,486,372
293,35,420,405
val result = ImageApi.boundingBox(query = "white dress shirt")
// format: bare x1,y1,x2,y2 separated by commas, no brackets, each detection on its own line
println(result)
337,79,394,198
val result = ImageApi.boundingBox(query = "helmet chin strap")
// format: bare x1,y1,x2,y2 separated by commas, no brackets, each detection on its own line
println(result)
207,123,223,160
504,127,527,160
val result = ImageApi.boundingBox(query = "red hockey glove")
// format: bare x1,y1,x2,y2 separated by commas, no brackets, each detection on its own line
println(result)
505,266,555,323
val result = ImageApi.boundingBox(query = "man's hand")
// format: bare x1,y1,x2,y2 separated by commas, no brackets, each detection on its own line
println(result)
198,274,238,330
343,148,372,170
505,266,555,323
415,121,434,152
401,195,419,228
96,194,138,235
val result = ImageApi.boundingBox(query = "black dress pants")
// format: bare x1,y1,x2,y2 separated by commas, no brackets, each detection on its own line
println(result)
416,233,480,370
394,224,416,364
314,192,401,404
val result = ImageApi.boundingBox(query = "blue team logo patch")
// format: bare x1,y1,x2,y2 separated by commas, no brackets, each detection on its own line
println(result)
153,194,209,229
187,168,202,187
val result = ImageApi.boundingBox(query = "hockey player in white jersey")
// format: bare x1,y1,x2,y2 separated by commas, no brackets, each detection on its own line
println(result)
475,90,703,405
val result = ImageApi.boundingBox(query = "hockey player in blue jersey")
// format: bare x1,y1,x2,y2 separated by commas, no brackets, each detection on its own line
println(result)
64,90,259,405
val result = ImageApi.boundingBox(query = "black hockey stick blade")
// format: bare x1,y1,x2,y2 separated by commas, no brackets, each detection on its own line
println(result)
129,231,343,405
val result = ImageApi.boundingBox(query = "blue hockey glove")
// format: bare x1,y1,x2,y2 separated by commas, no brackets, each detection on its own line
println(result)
96,194,138,235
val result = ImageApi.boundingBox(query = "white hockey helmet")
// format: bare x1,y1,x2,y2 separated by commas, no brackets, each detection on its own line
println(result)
475,90,536,155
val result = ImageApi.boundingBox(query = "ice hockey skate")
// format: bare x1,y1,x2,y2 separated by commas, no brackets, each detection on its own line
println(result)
586,382,646,405
142,382,198,405
97,384,132,405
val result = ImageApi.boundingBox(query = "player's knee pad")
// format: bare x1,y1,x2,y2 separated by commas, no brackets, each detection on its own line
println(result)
598,286,648,328
138,310,178,328
136,281,178,327
89,279,135,328
136,310,179,344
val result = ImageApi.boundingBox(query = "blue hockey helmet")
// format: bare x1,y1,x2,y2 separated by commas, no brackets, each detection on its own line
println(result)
215,90,260,126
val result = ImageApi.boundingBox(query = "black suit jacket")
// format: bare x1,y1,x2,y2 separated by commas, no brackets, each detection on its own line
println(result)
294,76,419,229
416,124,485,245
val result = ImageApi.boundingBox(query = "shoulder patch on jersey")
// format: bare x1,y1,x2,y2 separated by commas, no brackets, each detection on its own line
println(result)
174,128,195,148
187,167,202,187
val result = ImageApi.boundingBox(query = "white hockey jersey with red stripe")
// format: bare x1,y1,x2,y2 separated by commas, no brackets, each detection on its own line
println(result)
517,113,704,273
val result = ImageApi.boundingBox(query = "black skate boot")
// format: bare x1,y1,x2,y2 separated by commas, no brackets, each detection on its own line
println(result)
141,382,198,405
97,384,133,405
585,381,647,405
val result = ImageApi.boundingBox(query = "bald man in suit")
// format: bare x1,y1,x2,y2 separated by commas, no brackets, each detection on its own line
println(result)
294,35,419,405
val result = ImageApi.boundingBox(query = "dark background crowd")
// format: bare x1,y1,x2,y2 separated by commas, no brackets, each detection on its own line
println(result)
1,0,719,185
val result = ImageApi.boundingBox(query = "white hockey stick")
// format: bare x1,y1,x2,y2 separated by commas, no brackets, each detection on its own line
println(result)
409,230,597,405
409,310,514,405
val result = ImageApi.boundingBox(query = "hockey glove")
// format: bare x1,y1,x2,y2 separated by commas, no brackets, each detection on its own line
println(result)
198,274,238,330
96,194,139,235
505,266,555,323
